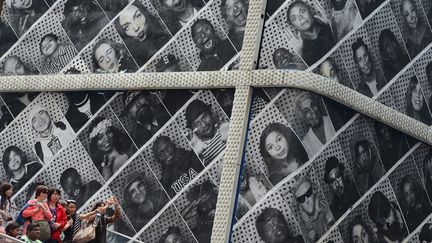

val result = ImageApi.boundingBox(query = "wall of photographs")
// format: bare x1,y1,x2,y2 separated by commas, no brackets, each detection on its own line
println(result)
232,0,432,242
0,0,249,242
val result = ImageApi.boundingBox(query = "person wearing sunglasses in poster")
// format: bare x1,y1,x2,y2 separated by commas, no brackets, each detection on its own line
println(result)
293,177,334,242
367,191,406,243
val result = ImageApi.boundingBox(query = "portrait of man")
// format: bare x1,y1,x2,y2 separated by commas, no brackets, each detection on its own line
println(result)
255,207,305,243
347,217,377,243
293,177,334,242
123,172,169,229
59,167,102,207
373,120,409,170
185,99,229,165
120,91,170,148
39,33,76,74
323,156,360,219
159,0,204,34
329,0,362,41
152,135,204,197
64,91,107,132
2,55,38,76
272,48,307,70
158,226,187,243
61,0,109,50
350,132,384,194
398,175,432,231
351,38,387,98
221,0,248,50
367,191,406,243
181,181,218,242
295,92,336,157
156,54,182,72
191,19,237,71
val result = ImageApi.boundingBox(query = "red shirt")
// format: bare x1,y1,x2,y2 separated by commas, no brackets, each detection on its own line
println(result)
47,203,67,242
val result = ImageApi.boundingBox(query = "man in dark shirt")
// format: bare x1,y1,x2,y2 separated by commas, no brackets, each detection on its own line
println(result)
60,168,102,208
65,91,107,132
152,136,204,197
323,156,360,219
191,19,237,71
120,91,170,148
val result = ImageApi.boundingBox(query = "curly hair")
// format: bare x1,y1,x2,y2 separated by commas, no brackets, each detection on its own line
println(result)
286,0,313,26
259,122,308,171
91,39,133,72
256,207,288,241
88,116,132,169
405,76,430,123
347,217,374,243
378,29,400,60
2,145,29,177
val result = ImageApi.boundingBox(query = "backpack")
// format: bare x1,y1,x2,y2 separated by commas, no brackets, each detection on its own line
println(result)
15,203,32,226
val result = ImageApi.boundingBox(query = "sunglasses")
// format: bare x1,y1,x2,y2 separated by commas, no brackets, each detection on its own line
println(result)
296,187,313,204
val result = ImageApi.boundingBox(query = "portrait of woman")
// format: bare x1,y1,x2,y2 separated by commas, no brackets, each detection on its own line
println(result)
29,105,75,163
123,173,168,229
2,145,42,193
285,0,336,65
400,0,432,57
259,122,309,185
115,2,171,66
5,0,48,36
88,117,133,180
405,76,432,125
378,29,410,81
92,39,137,73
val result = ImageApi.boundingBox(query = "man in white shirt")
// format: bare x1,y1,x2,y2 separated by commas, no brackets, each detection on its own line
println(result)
295,92,336,157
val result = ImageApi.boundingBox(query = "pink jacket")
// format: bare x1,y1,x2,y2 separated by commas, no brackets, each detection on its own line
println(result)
22,199,52,235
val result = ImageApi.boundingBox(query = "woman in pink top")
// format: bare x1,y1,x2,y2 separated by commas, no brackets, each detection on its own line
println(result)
21,185,52,235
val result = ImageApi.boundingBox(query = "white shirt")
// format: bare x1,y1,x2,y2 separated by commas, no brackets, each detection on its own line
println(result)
302,116,336,157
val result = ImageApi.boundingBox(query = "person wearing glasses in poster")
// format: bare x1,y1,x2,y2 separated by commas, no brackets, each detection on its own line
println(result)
293,177,334,242
367,191,406,243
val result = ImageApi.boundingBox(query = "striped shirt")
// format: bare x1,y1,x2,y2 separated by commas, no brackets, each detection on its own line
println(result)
201,130,226,165
42,45,76,74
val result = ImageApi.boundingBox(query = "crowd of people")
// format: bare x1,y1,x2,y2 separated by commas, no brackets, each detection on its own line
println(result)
0,183,122,243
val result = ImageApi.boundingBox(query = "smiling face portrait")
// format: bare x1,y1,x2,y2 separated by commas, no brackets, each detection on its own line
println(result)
296,93,322,128
272,48,294,69
223,0,247,27
153,136,176,166
287,1,313,33
191,19,217,52
255,208,289,243
60,168,83,198
2,146,27,177
264,130,289,160
2,56,27,76
410,82,424,112
401,0,418,30
354,45,371,76
125,178,148,204
118,4,148,41
39,34,59,57
31,109,52,134
295,179,316,215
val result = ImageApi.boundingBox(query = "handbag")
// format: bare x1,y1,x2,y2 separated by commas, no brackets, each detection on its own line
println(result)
73,222,96,243
34,220,51,242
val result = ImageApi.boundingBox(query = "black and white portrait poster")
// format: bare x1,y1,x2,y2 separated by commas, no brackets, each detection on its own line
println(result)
0,0,244,241
232,0,432,242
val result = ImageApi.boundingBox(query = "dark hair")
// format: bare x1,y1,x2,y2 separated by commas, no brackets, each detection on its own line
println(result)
399,175,422,210
323,156,345,183
220,0,246,20
88,117,132,169
348,217,373,243
124,175,149,206
426,62,432,81
60,168,80,189
27,223,40,234
186,181,216,202
272,48,293,68
259,122,308,170
286,0,312,25
62,0,100,32
47,188,61,203
152,136,174,162
39,33,59,54
400,0,419,26
0,183,12,210
35,185,49,197
2,145,28,177
159,226,182,243
351,38,369,63
353,139,370,158
191,19,215,42
5,222,19,235
405,76,430,122
368,191,391,230
91,201,106,212
256,207,287,241
114,2,167,41
378,29,400,60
